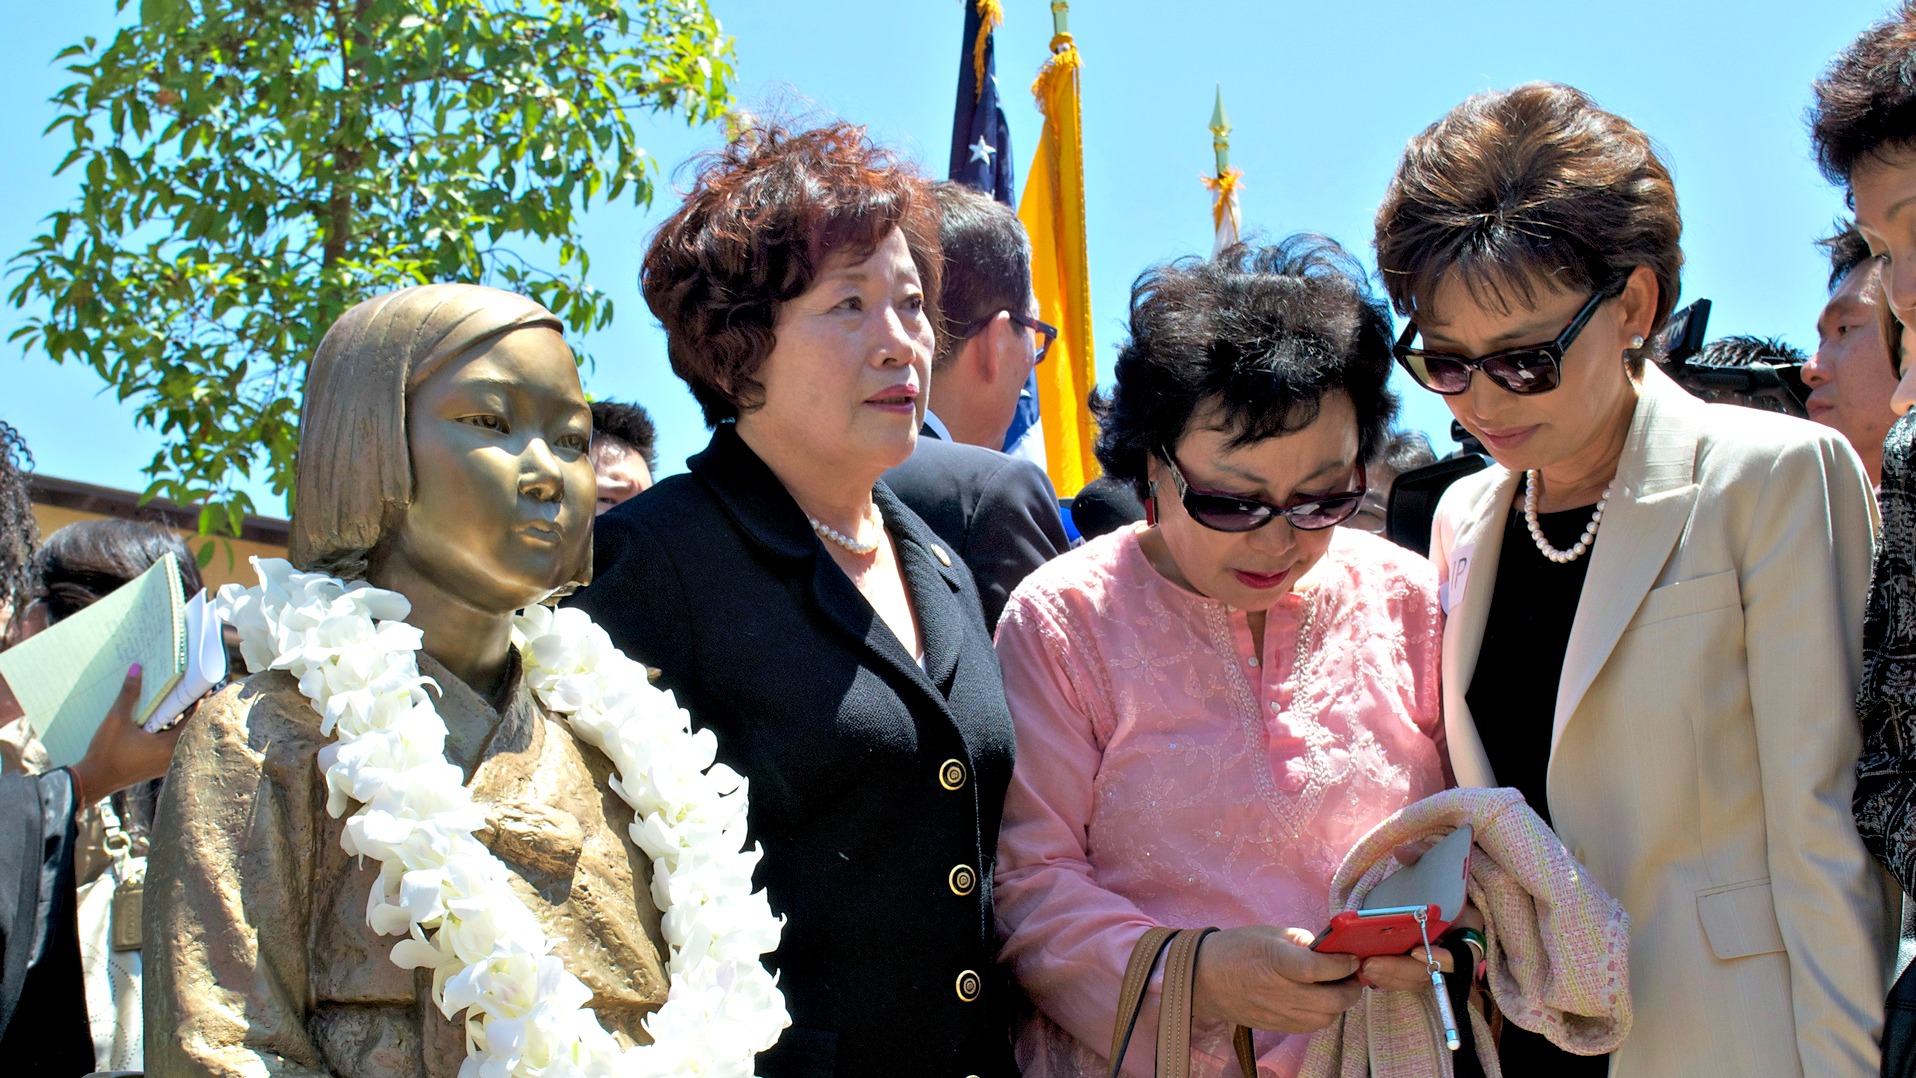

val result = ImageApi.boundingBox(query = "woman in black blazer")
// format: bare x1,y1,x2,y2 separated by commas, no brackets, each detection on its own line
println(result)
568,123,1016,1078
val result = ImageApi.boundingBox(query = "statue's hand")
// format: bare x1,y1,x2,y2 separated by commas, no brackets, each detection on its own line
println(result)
480,800,586,879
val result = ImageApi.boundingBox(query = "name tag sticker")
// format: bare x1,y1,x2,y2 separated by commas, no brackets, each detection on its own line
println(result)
1443,542,1475,616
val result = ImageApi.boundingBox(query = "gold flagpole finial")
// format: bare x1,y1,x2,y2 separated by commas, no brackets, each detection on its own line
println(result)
1210,86,1231,175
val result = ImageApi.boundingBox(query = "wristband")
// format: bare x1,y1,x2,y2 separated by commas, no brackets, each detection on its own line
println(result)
1439,926,1486,981
65,765,87,808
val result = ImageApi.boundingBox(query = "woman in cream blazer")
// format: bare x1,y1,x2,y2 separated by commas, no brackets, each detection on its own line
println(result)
1431,365,1896,1074
1379,83,1896,1076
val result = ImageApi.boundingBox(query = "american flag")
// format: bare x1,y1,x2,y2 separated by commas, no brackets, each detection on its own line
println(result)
948,0,1045,466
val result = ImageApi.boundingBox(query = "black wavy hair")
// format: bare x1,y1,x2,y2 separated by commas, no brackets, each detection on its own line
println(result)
1094,236,1399,501
589,399,659,471
0,421,35,620
1813,3,1916,187
33,518,202,624
1695,334,1808,369
930,181,1032,368
1819,219,1876,289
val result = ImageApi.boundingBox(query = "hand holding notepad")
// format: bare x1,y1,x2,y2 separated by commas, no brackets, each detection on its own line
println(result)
149,590,227,733
0,551,227,769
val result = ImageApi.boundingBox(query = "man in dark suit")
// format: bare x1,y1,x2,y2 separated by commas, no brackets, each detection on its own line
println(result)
884,183,1068,629
885,436,1066,630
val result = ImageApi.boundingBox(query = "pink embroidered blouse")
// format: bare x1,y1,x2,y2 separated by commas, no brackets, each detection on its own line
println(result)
994,525,1448,1078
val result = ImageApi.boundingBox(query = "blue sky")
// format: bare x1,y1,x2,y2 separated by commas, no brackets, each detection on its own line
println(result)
0,0,1895,516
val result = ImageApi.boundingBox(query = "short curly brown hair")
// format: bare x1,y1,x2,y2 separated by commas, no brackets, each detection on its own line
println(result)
642,123,942,425
1374,82,1682,375
1813,3,1916,188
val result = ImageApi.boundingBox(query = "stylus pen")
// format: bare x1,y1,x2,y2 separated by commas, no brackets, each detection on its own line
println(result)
1413,909,1461,1051
1428,963,1461,1051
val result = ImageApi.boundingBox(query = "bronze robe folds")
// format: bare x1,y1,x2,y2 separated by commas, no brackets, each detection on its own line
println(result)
145,651,670,1078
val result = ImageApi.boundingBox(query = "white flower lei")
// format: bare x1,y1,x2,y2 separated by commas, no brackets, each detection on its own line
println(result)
214,557,787,1078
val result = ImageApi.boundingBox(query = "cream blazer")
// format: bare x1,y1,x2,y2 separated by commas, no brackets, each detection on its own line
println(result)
1430,366,1897,1077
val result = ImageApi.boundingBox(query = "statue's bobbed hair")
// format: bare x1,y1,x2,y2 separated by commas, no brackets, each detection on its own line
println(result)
290,283,565,580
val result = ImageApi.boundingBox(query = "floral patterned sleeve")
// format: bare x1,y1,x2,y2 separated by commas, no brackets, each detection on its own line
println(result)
1855,412,1916,895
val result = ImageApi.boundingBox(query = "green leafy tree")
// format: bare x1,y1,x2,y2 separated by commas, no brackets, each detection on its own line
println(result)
9,0,732,550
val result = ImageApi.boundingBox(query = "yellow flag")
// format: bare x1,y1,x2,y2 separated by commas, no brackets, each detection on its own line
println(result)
1019,31,1100,497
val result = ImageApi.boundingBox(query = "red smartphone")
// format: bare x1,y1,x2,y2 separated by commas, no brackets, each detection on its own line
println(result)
1309,904,1449,958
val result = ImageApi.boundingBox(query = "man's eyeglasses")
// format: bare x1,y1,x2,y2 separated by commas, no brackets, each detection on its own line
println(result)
957,310,1058,364
1157,448,1367,532
1392,286,1618,396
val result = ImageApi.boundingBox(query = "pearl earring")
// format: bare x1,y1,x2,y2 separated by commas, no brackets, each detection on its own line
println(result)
1630,335,1645,349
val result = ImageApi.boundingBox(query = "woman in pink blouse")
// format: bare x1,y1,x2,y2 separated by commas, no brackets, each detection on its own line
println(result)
994,238,1452,1078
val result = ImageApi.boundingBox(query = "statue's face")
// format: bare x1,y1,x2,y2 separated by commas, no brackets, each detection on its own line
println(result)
386,325,595,614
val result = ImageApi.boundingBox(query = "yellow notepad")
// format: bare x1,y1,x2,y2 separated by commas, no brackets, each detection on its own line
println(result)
0,552,188,769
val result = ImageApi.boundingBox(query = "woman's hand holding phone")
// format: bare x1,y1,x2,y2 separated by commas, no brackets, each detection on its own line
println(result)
1189,924,1365,1034
1357,946,1457,992
1352,901,1484,991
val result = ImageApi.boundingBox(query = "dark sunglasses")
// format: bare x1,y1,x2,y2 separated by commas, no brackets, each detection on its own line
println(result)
1157,448,1367,532
959,310,1058,363
1393,286,1617,396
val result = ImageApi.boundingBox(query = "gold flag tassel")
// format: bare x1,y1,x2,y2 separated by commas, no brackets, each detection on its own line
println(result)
972,0,1005,99
1202,169,1243,252
1019,1,1101,496
1032,31,1082,96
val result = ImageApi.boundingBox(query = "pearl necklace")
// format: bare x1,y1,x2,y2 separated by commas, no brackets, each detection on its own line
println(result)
1523,470,1613,565
809,505,885,555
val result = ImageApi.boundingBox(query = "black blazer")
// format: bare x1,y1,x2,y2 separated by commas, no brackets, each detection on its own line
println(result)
0,769,90,1074
882,435,1069,631
570,426,1017,1078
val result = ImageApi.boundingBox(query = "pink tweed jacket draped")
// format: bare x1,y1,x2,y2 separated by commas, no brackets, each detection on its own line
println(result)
1299,786,1632,1078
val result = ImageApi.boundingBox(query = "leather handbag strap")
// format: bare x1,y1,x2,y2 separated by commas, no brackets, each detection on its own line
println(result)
1109,926,1178,1076
1232,1023,1257,1077
1153,927,1214,1078
1106,926,1258,1078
